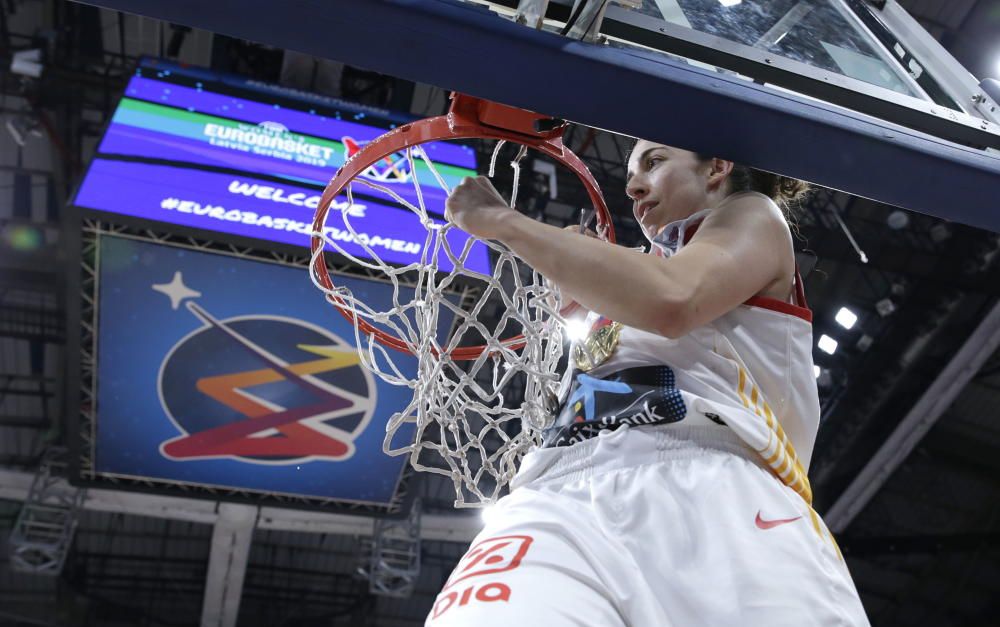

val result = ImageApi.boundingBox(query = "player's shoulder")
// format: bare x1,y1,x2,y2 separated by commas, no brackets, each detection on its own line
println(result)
698,191,788,237
716,190,784,218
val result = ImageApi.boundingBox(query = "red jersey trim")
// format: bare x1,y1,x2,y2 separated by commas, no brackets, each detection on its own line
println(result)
683,217,813,323
743,295,813,323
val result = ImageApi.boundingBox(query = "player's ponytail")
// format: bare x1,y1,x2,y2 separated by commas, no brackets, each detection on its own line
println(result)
725,164,810,218
694,154,810,223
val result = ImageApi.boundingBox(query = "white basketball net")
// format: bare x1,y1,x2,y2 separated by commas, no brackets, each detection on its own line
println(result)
311,142,569,507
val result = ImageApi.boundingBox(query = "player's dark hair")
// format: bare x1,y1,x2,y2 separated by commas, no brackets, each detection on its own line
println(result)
625,141,809,223
695,153,810,221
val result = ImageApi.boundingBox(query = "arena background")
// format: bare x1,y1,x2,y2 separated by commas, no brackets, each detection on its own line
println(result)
1,1,999,625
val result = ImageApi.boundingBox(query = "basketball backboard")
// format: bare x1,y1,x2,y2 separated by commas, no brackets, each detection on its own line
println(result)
76,0,1000,230
469,0,999,147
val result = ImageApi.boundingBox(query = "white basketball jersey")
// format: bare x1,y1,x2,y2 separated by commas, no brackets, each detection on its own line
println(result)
566,192,820,505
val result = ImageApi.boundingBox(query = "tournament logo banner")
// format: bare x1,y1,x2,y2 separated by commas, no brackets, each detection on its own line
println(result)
93,235,450,505
72,58,489,274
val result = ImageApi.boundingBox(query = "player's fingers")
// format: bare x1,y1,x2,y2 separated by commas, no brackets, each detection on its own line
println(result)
474,176,503,197
445,190,465,219
453,176,475,192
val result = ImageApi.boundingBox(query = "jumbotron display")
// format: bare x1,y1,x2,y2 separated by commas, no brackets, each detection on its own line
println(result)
73,58,489,273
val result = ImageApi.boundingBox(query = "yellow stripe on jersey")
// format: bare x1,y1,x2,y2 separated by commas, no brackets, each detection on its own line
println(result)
764,444,782,466
808,505,844,561
737,367,750,407
776,454,792,477
731,365,843,556
807,506,823,538
733,365,813,505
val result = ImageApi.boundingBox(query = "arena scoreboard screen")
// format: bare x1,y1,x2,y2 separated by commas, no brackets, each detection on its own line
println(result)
72,58,489,273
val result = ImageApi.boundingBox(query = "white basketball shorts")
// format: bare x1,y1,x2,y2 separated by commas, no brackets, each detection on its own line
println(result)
426,424,870,626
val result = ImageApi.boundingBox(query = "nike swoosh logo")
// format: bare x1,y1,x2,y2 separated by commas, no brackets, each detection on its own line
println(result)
755,511,802,530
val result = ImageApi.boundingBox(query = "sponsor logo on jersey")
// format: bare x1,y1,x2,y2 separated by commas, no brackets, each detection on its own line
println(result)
755,511,802,530
430,535,533,621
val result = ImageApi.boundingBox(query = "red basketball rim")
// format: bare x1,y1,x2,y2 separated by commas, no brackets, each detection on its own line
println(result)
311,94,614,360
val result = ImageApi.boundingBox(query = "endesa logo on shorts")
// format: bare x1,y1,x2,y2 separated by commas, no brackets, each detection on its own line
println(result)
431,535,533,621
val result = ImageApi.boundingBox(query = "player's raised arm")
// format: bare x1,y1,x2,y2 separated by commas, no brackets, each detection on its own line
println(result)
445,167,789,338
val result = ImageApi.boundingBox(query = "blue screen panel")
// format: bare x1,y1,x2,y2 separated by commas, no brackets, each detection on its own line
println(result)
94,235,449,505
73,59,490,274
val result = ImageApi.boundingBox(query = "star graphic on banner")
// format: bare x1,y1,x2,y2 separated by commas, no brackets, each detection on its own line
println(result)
566,373,632,422
152,271,202,310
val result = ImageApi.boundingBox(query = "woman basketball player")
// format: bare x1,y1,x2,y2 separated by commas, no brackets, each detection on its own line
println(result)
429,141,870,626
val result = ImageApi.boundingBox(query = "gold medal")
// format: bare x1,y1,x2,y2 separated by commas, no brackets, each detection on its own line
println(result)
572,318,623,371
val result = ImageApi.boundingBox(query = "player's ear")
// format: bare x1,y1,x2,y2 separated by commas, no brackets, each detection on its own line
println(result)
706,158,734,192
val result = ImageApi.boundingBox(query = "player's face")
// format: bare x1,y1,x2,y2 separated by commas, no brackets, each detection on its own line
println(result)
625,141,716,239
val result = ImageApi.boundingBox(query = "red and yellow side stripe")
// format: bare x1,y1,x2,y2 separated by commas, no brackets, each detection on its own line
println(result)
736,366,843,560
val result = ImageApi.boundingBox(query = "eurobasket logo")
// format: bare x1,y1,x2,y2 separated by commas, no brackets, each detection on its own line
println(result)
152,271,375,464
343,135,419,184
203,120,336,167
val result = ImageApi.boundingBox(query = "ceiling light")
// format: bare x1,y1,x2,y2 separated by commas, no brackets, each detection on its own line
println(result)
886,210,909,230
818,334,838,355
816,368,834,389
835,307,858,330
2,223,44,252
814,365,821,378
929,223,951,243
719,0,742,6
876,298,896,317
856,334,873,352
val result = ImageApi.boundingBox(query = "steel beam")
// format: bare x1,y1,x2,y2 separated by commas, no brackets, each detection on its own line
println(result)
0,416,51,428
825,298,1000,532
70,0,1000,231
0,468,483,542
7,449,83,577
201,503,255,627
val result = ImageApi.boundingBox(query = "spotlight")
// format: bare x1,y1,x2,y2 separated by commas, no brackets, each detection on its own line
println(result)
718,0,742,6
875,298,896,317
929,223,951,243
1,223,44,252
856,334,874,352
818,334,838,355
813,365,821,378
564,317,589,341
886,210,909,230
835,307,858,330
816,368,834,389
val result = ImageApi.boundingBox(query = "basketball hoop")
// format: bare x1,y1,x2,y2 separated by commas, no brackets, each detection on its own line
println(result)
310,93,613,506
